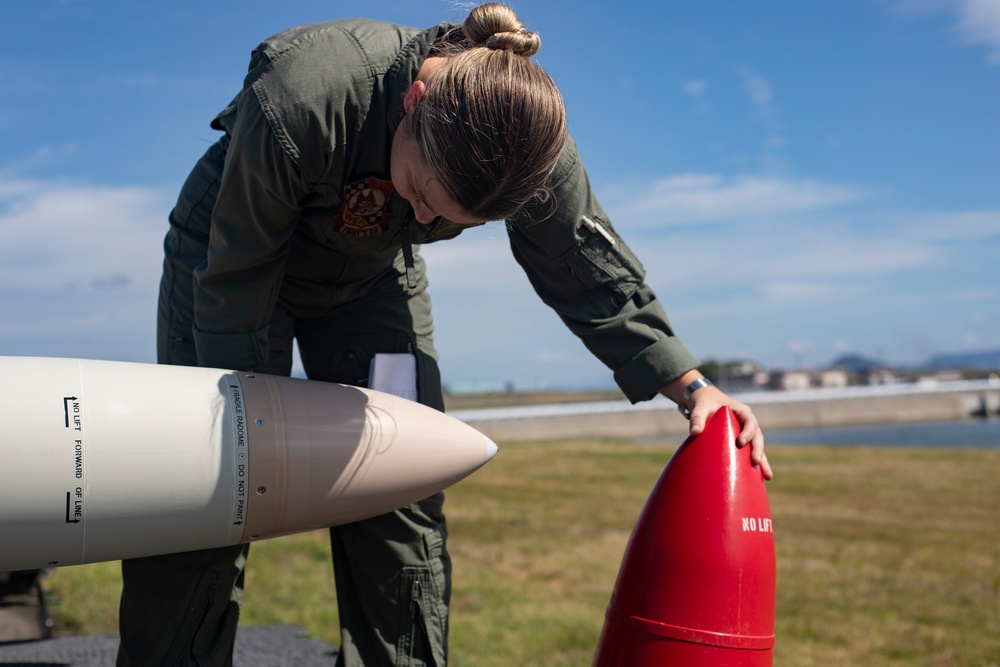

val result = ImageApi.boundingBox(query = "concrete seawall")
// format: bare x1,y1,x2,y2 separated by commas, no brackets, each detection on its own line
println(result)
450,381,1000,442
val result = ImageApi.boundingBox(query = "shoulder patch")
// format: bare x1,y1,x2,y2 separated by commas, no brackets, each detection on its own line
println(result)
332,177,396,238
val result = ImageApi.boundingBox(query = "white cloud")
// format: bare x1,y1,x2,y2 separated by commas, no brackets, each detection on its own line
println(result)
604,185,996,300
601,173,864,228
629,221,938,318
600,198,998,318
755,231,938,279
955,0,1000,63
740,67,774,112
760,281,858,301
0,177,170,360
0,178,169,289
899,209,1000,240
683,79,707,97
890,0,1000,63
3,174,993,384
424,168,998,379
736,66,789,167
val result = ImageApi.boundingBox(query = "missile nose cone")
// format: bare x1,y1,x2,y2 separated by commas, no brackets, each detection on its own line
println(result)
0,357,500,571
593,406,776,666
234,372,500,540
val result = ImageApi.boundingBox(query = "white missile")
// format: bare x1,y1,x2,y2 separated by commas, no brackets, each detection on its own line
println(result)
0,356,497,571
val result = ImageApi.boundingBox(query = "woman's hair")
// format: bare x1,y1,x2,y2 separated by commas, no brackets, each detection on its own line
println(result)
411,3,567,221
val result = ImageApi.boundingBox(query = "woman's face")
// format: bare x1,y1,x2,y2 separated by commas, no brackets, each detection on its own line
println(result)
390,117,484,226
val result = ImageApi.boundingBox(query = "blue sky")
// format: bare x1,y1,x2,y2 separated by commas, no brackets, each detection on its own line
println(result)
1,0,998,391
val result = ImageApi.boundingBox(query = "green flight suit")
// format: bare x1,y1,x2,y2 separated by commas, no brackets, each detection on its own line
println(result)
122,17,698,667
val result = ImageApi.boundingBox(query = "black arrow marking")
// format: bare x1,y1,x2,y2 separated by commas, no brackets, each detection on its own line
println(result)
63,397,78,428
65,492,80,524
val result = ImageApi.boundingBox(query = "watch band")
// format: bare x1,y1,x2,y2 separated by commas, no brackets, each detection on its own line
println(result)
682,377,714,402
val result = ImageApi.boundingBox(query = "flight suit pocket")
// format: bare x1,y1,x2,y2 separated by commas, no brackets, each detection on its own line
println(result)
162,321,198,366
554,220,645,320
395,566,446,667
161,569,223,664
297,332,397,387
297,331,430,395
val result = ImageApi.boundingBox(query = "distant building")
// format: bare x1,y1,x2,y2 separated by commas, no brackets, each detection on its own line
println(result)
768,370,812,391
816,368,849,388
717,360,769,392
765,367,849,391
916,370,963,385
858,367,899,385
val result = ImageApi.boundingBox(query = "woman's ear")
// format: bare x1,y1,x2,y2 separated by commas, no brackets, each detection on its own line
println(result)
403,81,427,114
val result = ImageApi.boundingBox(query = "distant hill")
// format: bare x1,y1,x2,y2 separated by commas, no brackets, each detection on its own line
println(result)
829,354,884,373
919,350,1000,371
830,350,1000,373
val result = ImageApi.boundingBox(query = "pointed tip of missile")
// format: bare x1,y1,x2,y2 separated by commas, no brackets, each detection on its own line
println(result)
484,435,499,461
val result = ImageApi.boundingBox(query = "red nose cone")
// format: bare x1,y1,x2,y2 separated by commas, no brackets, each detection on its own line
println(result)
593,407,775,666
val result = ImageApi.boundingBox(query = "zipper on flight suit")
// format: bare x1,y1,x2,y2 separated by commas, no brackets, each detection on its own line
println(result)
408,577,439,667
161,576,219,664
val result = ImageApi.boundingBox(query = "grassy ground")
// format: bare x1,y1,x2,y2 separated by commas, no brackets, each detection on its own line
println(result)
44,441,1000,666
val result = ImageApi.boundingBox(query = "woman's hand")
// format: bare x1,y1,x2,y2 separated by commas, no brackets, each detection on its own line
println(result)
661,371,774,480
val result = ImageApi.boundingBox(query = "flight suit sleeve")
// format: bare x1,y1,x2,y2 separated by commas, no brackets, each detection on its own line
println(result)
192,90,307,371
506,136,700,403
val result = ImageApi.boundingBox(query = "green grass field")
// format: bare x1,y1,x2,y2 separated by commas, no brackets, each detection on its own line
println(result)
45,441,1000,666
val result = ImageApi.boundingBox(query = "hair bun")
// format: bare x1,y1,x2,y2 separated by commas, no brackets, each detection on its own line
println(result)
484,30,540,56
464,3,541,57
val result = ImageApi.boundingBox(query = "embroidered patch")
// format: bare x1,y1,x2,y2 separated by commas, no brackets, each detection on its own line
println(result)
331,177,395,238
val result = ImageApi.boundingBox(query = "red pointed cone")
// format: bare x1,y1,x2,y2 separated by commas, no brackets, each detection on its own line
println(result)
593,407,775,666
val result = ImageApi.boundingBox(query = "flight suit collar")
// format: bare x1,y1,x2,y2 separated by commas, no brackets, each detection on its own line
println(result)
383,23,458,136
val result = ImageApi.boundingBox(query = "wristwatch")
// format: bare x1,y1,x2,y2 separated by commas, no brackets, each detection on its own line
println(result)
682,377,714,402
677,377,714,419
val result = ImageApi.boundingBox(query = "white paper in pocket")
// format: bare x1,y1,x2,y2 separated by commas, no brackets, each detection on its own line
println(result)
368,353,418,402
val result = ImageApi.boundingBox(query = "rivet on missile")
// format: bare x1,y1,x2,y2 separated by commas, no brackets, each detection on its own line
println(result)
255,418,264,426
257,486,267,495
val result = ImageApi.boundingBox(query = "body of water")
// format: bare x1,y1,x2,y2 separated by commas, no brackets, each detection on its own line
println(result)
766,417,1000,448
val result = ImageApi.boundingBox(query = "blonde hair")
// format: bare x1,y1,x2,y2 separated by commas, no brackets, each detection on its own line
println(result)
412,3,567,221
